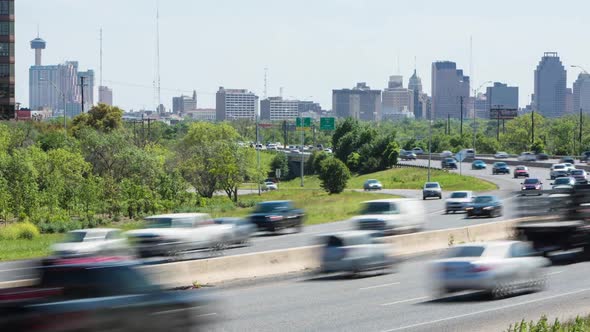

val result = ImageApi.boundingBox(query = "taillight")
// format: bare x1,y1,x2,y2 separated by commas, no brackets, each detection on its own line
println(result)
470,265,492,273
268,215,283,222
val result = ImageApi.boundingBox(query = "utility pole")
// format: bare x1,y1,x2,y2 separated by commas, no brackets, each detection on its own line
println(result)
283,120,288,148
460,96,464,136
256,114,261,195
496,110,501,141
580,108,583,155
428,115,432,182
447,113,450,135
80,76,86,113
300,116,304,187
531,110,535,145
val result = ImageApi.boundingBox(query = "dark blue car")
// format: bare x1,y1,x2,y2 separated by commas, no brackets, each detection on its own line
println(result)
465,195,503,218
492,162,510,175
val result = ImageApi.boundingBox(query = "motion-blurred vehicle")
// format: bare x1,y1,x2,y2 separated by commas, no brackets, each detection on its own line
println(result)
0,258,217,331
400,151,417,160
213,217,257,246
51,228,129,258
324,148,333,153
563,163,576,174
423,182,442,200
412,147,424,155
318,231,395,275
440,150,453,158
290,148,301,154
551,177,576,190
550,164,568,179
570,169,588,184
471,160,486,170
560,156,575,164
520,178,543,196
580,151,590,163
441,158,458,170
432,241,548,298
518,152,537,162
266,143,278,151
465,195,503,218
445,191,474,214
353,198,426,235
126,213,232,258
363,179,383,191
464,149,476,159
494,151,509,159
263,181,278,191
513,166,530,178
536,153,549,161
492,162,510,175
248,200,304,233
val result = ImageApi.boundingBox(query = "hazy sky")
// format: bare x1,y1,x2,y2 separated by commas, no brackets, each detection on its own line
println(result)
16,0,590,111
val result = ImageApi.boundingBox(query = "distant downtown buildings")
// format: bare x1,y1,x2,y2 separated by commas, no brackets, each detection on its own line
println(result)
431,61,470,120
533,52,566,118
215,87,259,121
332,82,381,121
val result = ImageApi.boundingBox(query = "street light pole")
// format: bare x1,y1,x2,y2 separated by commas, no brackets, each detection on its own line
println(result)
427,115,432,182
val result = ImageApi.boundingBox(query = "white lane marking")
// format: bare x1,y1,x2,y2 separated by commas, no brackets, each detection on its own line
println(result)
381,287,590,332
359,282,400,290
547,270,563,276
197,312,218,318
381,296,429,306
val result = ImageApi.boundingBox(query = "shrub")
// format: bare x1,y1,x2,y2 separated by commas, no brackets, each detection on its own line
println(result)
319,157,351,194
0,222,40,240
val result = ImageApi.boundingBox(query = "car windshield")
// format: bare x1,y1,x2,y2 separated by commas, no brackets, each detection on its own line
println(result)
366,180,378,184
361,202,399,215
254,202,288,213
444,246,485,258
564,163,573,167
554,165,565,169
555,178,572,185
474,196,494,204
495,162,506,167
474,160,483,164
425,183,440,189
64,232,86,243
450,192,468,198
516,167,526,170
524,179,539,184
571,170,584,175
145,218,174,228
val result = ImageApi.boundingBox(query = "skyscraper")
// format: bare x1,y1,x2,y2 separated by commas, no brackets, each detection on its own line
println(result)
98,86,113,105
431,61,470,119
534,52,566,118
172,90,197,113
215,87,258,121
29,61,79,113
260,97,299,121
408,70,424,118
0,0,14,120
381,75,414,120
78,69,94,112
486,82,519,119
332,82,381,121
573,73,590,113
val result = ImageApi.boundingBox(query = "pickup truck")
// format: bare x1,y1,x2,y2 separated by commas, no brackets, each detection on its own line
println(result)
248,200,305,233
0,258,217,331
126,213,233,258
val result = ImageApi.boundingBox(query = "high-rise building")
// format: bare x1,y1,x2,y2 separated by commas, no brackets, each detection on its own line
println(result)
382,75,414,120
0,0,14,120
534,52,566,118
332,82,381,121
78,69,94,112
408,70,423,93
297,100,322,114
565,88,573,114
98,86,113,105
431,61,470,119
29,61,80,114
172,90,197,113
573,73,590,113
408,70,424,118
486,82,519,119
215,87,258,121
387,75,403,89
260,97,299,121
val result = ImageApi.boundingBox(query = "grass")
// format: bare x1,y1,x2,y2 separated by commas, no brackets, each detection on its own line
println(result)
507,315,590,331
0,234,64,261
280,167,497,192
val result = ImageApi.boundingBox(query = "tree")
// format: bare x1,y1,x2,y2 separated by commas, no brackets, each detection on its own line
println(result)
383,141,400,168
530,139,545,154
71,103,123,135
319,157,351,194
270,153,289,179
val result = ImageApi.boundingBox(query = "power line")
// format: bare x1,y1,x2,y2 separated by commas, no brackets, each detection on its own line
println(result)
102,80,216,95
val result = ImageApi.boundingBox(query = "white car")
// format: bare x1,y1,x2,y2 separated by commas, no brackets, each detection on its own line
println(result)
266,144,278,151
563,163,576,174
494,152,509,159
439,151,453,158
412,147,424,155
432,241,549,298
518,152,537,162
445,191,474,214
550,164,568,179
126,213,233,258
324,148,333,154
51,228,130,258
352,198,425,235
264,181,278,191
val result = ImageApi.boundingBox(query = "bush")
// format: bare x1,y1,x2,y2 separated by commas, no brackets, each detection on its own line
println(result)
319,157,351,194
0,222,41,240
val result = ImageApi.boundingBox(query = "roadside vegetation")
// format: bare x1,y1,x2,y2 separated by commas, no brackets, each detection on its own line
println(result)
507,315,590,331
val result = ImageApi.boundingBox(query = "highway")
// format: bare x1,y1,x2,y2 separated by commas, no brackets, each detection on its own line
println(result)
210,253,590,332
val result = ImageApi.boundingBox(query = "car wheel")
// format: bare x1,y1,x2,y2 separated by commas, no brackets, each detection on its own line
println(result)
445,210,449,214
423,197,426,200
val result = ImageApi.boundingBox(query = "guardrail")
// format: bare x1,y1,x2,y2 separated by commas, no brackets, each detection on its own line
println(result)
415,155,590,172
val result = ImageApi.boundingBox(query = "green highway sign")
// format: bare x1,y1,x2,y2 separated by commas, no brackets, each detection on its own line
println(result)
319,117,335,131
296,117,312,128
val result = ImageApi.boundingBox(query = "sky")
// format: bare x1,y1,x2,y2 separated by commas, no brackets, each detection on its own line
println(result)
16,0,590,111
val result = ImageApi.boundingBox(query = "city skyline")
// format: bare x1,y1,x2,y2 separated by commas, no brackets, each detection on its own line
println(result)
15,0,590,112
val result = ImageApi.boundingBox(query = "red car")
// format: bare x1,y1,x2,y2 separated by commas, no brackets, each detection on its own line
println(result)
513,166,529,178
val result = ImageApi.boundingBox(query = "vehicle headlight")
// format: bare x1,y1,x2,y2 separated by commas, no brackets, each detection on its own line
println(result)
465,207,474,210
483,206,494,210
522,187,527,190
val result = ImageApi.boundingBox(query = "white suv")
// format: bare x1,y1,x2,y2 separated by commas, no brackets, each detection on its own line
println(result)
518,152,537,162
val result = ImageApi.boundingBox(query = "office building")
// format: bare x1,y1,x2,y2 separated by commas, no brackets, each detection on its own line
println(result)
332,82,381,121
260,97,299,121
573,73,590,113
298,100,322,114
29,61,80,114
185,108,215,122
382,76,414,120
172,90,197,113
431,61,470,119
387,75,403,89
566,88,573,114
0,0,14,120
408,70,424,118
215,87,258,121
534,52,566,118
78,69,94,112
486,82,519,119
98,85,113,105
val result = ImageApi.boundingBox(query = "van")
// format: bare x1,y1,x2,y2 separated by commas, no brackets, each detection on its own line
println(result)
352,198,425,235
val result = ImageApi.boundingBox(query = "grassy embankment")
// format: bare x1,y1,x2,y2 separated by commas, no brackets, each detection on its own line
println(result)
507,315,590,331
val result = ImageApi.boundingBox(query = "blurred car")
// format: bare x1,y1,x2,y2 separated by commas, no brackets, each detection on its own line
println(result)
51,228,129,258
213,217,257,246
494,151,509,159
464,149,476,159
570,169,588,184
550,176,576,190
465,195,503,218
517,152,537,162
290,148,301,154
580,151,590,163
263,181,278,191
563,163,576,174
432,241,549,298
536,153,549,161
471,160,486,170
248,200,304,233
520,178,543,196
441,158,458,169
423,182,442,200
412,147,424,155
324,148,333,154
440,150,453,158
492,162,510,175
560,156,575,164
550,164,569,179
400,151,417,160
363,179,383,191
513,165,530,178
445,191,474,214
353,198,425,235
318,231,395,275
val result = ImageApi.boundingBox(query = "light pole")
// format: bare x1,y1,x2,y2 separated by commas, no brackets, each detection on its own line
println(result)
427,113,432,182
472,81,493,150
571,65,588,155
